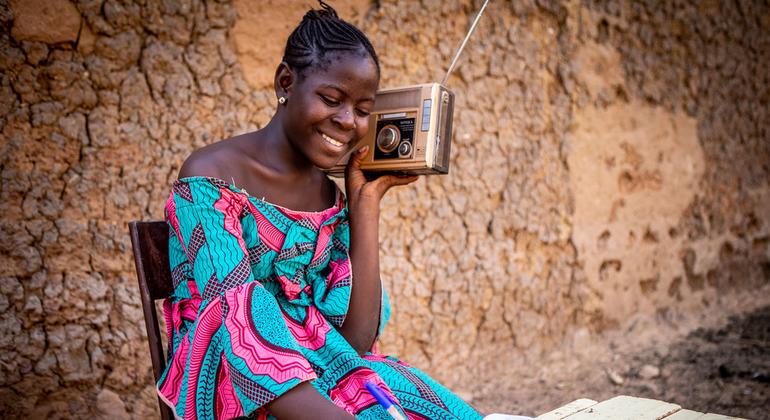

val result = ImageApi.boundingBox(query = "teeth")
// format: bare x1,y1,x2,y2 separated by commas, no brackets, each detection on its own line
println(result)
322,133,343,147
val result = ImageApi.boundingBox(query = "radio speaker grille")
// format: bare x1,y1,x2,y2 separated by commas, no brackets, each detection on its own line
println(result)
373,88,421,111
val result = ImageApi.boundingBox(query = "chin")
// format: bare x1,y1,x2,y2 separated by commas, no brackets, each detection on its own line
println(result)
317,148,355,170
312,155,344,171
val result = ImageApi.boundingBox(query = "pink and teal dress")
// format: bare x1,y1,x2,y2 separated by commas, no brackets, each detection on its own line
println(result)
158,177,481,419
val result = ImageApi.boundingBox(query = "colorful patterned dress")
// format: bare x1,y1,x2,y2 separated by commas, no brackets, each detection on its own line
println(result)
158,176,481,419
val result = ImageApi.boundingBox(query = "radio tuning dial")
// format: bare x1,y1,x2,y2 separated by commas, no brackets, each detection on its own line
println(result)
376,125,400,152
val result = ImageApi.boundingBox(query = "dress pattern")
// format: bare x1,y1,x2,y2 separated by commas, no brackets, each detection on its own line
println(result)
158,176,481,419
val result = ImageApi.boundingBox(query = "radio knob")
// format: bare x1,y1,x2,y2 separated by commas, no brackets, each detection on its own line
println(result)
376,126,400,152
398,141,412,157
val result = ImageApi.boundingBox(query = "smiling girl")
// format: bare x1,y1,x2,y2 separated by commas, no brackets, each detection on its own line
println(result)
157,2,481,419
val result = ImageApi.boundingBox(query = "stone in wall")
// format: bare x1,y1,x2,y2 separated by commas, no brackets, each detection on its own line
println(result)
8,0,80,44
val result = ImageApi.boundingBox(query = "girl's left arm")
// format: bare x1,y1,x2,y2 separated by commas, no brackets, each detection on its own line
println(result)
338,146,417,355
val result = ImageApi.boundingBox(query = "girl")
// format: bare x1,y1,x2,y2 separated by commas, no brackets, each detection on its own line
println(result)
158,3,481,419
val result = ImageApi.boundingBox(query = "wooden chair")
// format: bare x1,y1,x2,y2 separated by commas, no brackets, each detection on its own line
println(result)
128,221,175,420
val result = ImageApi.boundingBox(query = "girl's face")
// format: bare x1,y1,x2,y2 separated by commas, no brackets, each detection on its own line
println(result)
280,53,379,169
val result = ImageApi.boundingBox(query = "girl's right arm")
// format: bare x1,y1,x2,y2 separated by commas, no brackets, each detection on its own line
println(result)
267,382,354,419
339,146,418,354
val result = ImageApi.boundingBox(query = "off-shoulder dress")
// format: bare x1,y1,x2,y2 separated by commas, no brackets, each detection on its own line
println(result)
157,176,480,419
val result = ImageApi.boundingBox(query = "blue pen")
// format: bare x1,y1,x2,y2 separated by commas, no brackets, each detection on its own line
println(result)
365,381,405,420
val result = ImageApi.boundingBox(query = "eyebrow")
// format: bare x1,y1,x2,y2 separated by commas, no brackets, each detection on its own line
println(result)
320,84,375,102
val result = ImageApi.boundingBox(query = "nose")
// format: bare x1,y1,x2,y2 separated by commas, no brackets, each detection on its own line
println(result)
332,107,355,130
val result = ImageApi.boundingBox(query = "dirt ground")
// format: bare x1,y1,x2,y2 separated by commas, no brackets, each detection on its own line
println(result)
474,305,770,419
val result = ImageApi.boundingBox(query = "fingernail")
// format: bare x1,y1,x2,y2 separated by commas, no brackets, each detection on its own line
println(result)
359,145,369,154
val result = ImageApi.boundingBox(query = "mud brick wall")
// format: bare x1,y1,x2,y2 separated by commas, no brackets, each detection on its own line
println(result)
1,0,768,417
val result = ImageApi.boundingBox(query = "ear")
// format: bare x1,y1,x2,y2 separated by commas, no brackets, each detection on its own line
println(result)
274,62,295,99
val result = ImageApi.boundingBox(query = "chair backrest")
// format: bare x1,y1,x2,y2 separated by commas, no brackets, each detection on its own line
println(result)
128,220,174,420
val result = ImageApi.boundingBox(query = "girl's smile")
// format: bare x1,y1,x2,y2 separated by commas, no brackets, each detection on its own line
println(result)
320,131,346,148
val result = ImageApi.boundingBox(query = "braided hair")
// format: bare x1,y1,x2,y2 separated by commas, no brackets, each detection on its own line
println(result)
282,1,380,79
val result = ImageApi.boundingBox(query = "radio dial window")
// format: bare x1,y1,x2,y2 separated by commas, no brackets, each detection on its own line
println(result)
376,125,400,152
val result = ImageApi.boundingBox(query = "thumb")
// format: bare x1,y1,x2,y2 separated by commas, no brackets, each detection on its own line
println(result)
348,145,368,169
345,145,369,191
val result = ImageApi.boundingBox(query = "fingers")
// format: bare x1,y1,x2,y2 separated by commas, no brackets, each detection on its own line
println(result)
347,145,368,171
344,145,419,201
344,146,369,193
369,174,418,197
387,174,420,186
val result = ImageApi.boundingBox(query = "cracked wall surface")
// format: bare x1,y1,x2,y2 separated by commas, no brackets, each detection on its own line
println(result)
0,0,768,417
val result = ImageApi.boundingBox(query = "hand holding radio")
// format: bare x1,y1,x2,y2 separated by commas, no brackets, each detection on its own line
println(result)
344,145,418,216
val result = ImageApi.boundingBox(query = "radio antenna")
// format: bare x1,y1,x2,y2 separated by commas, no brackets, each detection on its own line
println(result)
441,0,491,86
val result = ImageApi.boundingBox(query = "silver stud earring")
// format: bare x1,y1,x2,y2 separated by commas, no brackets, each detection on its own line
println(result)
278,96,286,105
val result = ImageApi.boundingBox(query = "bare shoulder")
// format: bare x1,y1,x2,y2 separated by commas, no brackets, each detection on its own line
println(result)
178,145,223,179
178,134,252,180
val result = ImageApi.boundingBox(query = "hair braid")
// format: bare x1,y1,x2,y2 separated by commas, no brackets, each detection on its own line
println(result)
282,1,380,79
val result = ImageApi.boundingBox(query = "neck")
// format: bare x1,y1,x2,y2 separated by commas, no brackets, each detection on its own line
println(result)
257,115,316,177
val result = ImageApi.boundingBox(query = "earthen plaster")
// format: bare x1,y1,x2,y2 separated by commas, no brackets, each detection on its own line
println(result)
0,0,768,417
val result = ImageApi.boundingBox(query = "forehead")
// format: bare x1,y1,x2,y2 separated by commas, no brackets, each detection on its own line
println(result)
299,53,379,97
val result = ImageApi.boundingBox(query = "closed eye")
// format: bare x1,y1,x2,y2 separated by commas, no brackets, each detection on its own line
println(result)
320,95,340,106
355,108,371,117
